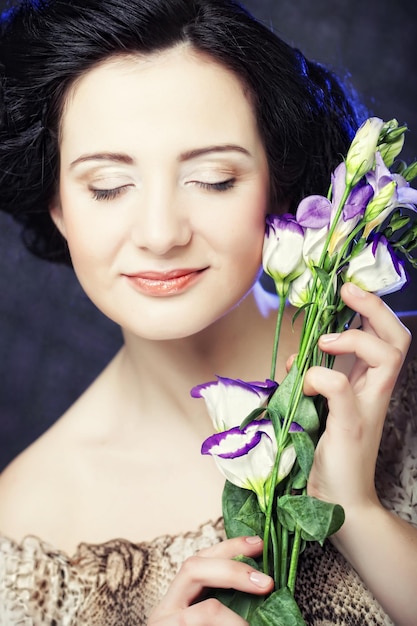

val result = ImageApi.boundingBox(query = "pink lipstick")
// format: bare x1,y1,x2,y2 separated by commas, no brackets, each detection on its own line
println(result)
124,268,206,296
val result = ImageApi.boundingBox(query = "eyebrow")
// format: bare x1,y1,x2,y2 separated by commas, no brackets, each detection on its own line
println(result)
178,144,252,161
69,145,251,169
70,153,134,169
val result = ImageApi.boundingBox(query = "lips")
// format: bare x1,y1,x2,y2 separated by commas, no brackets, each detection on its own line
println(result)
123,268,206,296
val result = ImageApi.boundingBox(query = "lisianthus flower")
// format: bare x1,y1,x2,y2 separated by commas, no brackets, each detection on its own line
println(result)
343,234,408,296
201,419,299,510
363,152,417,238
296,197,330,266
287,267,314,308
191,376,277,432
297,163,373,260
345,117,385,186
262,214,306,297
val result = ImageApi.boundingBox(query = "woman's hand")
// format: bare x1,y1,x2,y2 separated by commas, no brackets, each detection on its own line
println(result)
148,535,274,625
303,281,411,510
300,282,417,625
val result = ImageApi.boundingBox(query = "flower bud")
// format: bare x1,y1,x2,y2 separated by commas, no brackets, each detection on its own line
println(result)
377,119,407,167
287,267,314,308
345,117,384,187
362,180,396,238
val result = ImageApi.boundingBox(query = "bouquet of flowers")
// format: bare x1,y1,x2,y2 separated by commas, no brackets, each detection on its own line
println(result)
191,118,417,624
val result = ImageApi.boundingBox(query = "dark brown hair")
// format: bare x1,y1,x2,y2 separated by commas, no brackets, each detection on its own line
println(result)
0,0,361,265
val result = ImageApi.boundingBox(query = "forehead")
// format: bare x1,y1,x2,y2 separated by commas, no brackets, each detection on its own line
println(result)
59,46,262,158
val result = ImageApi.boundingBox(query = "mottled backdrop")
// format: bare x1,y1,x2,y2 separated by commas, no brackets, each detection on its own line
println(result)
0,0,416,470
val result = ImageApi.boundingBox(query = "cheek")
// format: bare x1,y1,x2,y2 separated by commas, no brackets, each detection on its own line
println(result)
58,192,123,265
219,185,268,254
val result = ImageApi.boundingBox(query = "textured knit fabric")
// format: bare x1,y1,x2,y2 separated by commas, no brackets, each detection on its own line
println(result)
0,358,416,625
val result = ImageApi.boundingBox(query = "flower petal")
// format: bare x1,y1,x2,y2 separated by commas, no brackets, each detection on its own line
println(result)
191,377,277,432
201,420,277,503
344,234,408,296
296,195,331,228
262,215,306,295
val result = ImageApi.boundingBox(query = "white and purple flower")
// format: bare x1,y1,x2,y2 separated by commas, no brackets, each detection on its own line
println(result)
201,419,300,510
296,163,374,260
343,234,408,296
191,376,277,432
262,214,306,297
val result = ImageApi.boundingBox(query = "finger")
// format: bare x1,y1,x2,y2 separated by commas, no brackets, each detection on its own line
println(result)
150,597,249,626
197,535,264,559
318,328,404,394
304,364,389,441
159,555,273,611
340,283,411,353
286,353,297,372
303,366,368,433
318,328,403,370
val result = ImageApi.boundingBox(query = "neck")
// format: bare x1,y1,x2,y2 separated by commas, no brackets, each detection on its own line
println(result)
124,284,279,379
99,284,299,443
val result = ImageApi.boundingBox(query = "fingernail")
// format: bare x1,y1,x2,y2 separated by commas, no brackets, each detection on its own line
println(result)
346,282,366,298
245,535,262,544
249,571,273,588
320,333,341,343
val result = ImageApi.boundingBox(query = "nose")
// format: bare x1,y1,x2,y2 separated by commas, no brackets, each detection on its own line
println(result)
130,183,192,255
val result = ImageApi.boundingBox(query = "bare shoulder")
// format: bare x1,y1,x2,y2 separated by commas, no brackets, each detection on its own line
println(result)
0,418,76,543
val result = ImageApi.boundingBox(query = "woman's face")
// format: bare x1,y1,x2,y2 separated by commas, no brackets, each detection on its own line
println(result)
52,47,270,340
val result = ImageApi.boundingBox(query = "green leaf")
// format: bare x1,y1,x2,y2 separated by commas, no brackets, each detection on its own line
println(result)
402,159,417,182
290,431,315,480
240,406,268,430
277,494,345,545
213,587,265,621
251,587,307,626
290,467,307,490
346,237,367,259
222,480,265,539
269,365,319,435
212,556,265,621
335,303,355,331
314,266,333,302
291,302,313,328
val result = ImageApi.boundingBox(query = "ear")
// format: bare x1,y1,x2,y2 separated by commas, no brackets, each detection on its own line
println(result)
49,195,67,239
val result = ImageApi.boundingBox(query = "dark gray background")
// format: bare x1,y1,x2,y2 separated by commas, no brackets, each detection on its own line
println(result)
0,0,416,470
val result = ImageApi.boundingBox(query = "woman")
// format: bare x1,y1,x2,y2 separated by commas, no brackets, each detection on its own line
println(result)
0,1,415,624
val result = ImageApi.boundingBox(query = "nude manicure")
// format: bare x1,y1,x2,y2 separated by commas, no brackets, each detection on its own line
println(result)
249,571,273,588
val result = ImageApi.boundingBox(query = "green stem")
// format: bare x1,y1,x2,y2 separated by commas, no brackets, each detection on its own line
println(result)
280,525,289,588
287,525,302,595
271,516,280,588
296,183,353,366
263,182,362,590
263,459,281,575
270,292,287,380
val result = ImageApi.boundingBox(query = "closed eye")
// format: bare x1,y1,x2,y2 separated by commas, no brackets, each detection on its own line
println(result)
90,185,132,201
196,178,236,192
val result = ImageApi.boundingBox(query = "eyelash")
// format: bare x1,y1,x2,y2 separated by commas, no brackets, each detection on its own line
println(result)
90,186,130,201
90,178,236,201
197,178,236,192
